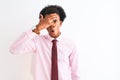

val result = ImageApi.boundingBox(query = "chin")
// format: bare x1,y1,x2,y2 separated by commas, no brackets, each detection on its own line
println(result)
49,32,61,38
49,34,58,38
51,35,58,38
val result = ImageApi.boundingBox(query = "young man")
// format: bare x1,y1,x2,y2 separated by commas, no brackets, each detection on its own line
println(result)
10,5,80,80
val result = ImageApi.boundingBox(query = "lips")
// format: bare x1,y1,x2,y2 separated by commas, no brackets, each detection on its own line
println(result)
51,29,55,32
52,30,54,32
50,30,56,35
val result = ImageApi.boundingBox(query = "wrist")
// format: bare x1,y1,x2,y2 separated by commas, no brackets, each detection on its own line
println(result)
36,24,42,31
32,26,40,34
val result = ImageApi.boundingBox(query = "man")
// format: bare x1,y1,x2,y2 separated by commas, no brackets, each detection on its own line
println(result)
10,5,80,80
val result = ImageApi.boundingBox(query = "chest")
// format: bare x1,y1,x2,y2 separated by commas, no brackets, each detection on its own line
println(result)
35,40,73,62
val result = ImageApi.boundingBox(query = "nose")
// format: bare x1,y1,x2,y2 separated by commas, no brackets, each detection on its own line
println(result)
50,22,57,28
50,24,56,28
50,25,56,28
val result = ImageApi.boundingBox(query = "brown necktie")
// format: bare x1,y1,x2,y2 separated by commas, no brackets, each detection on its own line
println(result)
51,39,58,80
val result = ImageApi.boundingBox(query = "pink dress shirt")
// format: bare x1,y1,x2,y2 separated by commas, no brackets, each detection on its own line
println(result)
9,29,80,80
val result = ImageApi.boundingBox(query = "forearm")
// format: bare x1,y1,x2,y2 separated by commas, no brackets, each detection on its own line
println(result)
70,46,80,80
71,58,80,80
9,29,37,54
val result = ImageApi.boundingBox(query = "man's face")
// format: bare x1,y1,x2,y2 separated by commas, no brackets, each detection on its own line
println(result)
45,13,62,38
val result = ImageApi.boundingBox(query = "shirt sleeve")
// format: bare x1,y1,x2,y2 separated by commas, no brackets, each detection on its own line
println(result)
69,44,80,80
9,29,38,54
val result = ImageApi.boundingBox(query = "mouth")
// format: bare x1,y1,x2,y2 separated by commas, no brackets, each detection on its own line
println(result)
50,30,56,36
52,30,54,32
48,29,61,38
51,30,55,33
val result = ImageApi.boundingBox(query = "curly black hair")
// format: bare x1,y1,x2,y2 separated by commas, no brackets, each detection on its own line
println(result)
40,5,66,22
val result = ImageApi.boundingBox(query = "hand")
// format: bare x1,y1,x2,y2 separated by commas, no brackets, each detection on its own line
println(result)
36,14,58,31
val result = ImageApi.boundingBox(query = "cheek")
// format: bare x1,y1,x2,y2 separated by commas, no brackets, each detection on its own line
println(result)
56,26,61,31
54,24,61,29
56,23,61,28
47,27,50,31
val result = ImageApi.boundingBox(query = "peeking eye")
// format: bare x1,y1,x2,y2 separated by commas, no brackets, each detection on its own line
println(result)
53,20,57,23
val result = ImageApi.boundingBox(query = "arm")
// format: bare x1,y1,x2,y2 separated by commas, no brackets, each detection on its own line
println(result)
9,29,38,54
10,14,58,54
69,45,80,80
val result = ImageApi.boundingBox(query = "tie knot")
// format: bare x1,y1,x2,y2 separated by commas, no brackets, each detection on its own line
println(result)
52,39,57,43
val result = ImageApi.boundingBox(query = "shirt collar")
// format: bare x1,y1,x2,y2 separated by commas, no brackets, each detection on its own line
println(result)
45,34,63,42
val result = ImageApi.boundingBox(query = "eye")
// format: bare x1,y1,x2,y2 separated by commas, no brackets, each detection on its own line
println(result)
53,20,57,23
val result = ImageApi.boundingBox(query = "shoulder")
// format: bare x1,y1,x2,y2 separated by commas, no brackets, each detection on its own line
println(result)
36,34,48,40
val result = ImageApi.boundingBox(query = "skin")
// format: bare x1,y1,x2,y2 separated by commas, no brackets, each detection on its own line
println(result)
35,13,62,38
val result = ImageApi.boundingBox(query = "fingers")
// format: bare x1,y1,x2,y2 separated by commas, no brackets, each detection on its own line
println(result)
38,14,59,29
40,14,58,25
46,14,59,23
49,18,58,26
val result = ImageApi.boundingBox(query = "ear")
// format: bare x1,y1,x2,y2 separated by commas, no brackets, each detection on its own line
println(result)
39,14,44,20
60,21,62,26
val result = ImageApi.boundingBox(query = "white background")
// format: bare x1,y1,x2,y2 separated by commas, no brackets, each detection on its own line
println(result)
0,0,120,80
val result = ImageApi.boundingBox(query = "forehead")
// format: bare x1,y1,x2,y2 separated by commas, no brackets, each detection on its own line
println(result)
45,13,60,18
